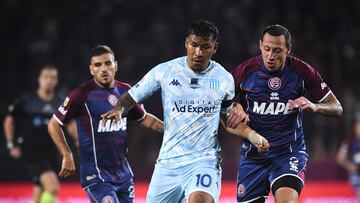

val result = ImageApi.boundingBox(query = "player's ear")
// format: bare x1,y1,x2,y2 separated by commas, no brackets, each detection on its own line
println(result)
89,65,95,76
114,61,118,72
286,44,292,55
213,41,218,54
185,37,189,49
259,39,263,50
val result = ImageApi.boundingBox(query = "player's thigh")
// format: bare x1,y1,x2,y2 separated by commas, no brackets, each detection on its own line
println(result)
237,156,271,203
115,179,135,203
270,151,308,200
39,170,60,194
146,163,185,203
85,182,120,203
184,159,221,203
188,191,214,203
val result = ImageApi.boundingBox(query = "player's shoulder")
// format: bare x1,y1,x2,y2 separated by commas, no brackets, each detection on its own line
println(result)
157,56,186,69
22,91,36,100
232,55,262,78
210,60,233,79
286,55,320,78
114,80,132,91
68,80,97,100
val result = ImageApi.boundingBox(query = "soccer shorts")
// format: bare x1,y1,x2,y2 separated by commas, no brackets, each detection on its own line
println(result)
26,159,58,186
236,150,308,202
84,179,134,203
350,174,360,197
146,158,222,203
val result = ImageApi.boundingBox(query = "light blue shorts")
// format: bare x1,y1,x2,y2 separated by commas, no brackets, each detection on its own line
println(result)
146,158,222,203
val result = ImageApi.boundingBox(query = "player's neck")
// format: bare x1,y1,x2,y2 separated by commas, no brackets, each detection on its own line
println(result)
37,89,54,102
93,78,115,89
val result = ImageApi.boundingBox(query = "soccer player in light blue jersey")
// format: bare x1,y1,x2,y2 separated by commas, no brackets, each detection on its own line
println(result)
102,20,269,203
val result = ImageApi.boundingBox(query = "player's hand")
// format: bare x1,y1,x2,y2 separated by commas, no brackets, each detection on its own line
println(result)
288,97,318,112
59,153,75,177
227,103,249,128
101,107,123,125
9,147,22,159
248,131,270,153
346,162,358,174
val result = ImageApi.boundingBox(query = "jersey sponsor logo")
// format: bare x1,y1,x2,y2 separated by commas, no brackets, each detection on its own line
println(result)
102,195,114,203
169,79,182,86
171,99,220,115
108,94,118,106
268,77,282,90
252,101,292,115
270,92,279,100
289,157,299,173
210,80,219,90
97,118,127,133
58,106,68,115
237,183,246,197
189,78,200,89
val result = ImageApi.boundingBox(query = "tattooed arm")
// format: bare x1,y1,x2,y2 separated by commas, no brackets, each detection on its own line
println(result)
101,92,136,122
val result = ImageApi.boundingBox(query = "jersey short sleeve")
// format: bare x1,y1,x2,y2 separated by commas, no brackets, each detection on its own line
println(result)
290,56,331,102
128,65,163,103
220,74,235,114
53,89,84,125
119,82,147,122
127,104,147,122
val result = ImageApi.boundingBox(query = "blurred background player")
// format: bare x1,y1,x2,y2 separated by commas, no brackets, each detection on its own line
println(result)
102,20,268,203
337,115,360,201
47,45,163,203
3,65,77,203
230,24,343,203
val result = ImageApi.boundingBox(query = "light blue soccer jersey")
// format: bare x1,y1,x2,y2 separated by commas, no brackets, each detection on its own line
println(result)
129,56,234,167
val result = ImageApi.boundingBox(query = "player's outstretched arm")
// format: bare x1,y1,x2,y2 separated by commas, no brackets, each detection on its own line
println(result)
48,117,75,177
288,92,343,117
220,116,269,153
101,92,136,123
139,113,164,134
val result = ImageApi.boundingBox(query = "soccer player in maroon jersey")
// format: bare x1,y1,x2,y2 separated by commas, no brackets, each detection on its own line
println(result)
229,25,343,203
337,117,360,201
47,45,164,203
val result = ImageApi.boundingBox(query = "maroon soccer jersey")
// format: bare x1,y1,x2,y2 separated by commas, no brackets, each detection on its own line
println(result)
232,56,331,157
53,79,146,187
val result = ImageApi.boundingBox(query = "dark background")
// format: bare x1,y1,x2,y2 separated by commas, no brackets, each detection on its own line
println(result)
0,0,359,182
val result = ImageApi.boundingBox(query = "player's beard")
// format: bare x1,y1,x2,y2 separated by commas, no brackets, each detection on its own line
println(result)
95,76,113,88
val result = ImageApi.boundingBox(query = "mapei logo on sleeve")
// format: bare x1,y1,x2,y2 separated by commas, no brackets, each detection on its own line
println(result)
169,79,182,86
58,97,70,115
58,106,68,115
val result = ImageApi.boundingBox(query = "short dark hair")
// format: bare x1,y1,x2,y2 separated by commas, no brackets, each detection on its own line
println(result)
187,20,219,41
89,45,114,62
261,24,291,47
39,64,57,76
